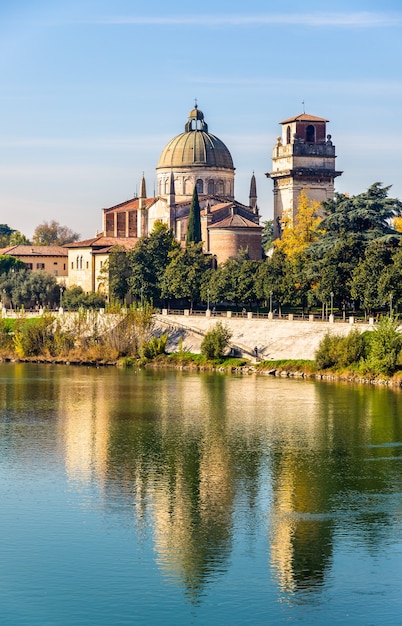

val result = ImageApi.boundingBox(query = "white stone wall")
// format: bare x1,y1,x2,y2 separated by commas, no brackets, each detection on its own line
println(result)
67,249,94,291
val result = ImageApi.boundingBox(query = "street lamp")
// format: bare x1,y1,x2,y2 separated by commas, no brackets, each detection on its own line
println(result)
207,288,210,311
269,290,273,315
330,291,334,317
390,293,393,316
59,286,64,309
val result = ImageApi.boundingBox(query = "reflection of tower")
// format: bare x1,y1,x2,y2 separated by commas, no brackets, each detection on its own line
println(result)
267,113,342,238
61,373,111,485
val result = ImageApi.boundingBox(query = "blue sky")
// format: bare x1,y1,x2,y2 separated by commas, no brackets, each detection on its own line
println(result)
0,0,401,239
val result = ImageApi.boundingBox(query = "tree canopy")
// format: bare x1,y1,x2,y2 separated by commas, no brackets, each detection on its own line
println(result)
186,186,202,245
32,220,80,246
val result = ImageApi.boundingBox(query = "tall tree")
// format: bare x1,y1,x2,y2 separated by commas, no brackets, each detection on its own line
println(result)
186,186,202,245
32,220,80,246
161,243,211,310
128,222,179,302
275,189,322,258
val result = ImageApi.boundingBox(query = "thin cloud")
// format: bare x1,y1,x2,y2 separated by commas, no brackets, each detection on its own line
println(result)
93,12,402,28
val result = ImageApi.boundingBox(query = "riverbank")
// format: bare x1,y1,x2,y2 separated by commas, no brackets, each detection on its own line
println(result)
2,352,402,388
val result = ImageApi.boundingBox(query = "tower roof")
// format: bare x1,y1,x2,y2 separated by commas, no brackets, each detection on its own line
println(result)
280,113,329,124
157,105,234,170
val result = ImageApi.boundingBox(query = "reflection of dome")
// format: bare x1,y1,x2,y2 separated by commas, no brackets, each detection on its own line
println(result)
157,105,234,170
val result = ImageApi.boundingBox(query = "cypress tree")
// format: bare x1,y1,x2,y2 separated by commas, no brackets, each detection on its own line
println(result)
186,186,202,245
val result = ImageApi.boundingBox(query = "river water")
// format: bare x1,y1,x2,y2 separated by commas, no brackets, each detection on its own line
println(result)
0,363,401,625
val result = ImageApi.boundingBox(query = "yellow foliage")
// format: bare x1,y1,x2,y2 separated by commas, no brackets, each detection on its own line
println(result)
275,189,323,258
393,216,402,233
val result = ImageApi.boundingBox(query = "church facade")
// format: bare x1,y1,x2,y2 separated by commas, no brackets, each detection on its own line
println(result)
66,105,263,292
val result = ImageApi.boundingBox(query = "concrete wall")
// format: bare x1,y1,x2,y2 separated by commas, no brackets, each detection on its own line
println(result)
155,313,373,361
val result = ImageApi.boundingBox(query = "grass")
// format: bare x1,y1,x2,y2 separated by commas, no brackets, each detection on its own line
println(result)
256,359,317,373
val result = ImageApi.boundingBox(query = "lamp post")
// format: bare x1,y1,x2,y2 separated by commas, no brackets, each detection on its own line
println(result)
390,293,393,316
59,286,64,310
269,290,273,315
207,288,210,312
330,291,334,317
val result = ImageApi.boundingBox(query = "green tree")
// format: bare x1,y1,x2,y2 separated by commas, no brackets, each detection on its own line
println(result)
364,316,402,376
351,240,396,317
0,269,59,309
32,220,80,245
0,224,16,248
161,243,211,310
186,186,202,245
61,285,106,310
9,231,31,245
105,247,131,302
128,222,179,303
310,184,402,310
261,219,274,254
201,321,232,359
0,255,26,274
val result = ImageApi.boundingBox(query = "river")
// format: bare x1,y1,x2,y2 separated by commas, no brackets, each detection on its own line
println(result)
0,363,401,625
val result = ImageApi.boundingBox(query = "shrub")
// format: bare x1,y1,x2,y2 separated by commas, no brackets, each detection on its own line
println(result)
141,333,169,359
363,316,402,376
201,322,232,360
315,329,366,370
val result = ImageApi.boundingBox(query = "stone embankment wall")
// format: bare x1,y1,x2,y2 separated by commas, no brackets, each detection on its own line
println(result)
155,312,374,361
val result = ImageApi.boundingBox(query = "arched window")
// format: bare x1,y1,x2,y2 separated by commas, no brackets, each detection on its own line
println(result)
196,179,203,194
286,126,291,144
80,256,83,270
216,180,224,195
208,180,215,195
76,256,79,269
306,125,315,143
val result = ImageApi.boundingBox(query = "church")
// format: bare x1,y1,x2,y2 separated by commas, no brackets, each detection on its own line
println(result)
66,105,263,292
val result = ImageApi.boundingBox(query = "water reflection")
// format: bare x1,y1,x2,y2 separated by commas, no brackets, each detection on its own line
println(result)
1,364,402,605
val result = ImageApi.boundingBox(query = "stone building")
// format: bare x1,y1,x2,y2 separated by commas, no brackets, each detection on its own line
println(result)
67,105,263,290
0,245,68,280
267,113,342,238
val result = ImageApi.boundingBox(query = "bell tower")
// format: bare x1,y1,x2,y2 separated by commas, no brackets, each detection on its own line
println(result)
267,113,342,238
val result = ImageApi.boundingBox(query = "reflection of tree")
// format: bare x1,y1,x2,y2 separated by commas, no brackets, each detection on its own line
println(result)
7,365,402,604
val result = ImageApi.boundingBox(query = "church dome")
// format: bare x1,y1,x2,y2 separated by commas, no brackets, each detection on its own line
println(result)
157,105,234,170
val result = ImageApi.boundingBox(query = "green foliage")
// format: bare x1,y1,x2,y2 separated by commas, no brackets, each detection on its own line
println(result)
127,223,179,303
363,316,402,376
201,321,232,359
0,255,26,274
62,285,106,310
186,186,202,245
106,248,131,301
13,315,55,357
141,333,169,359
315,329,366,370
261,219,274,253
161,243,211,309
0,269,60,309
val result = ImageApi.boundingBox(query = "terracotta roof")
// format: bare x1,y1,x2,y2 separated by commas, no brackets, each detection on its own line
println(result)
0,245,68,257
103,197,157,213
208,214,262,229
65,236,139,250
280,113,329,124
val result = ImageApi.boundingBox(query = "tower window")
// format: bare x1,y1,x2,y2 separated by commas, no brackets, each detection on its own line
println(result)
306,125,315,143
286,126,291,144
216,180,224,195
208,180,215,194
196,179,203,194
